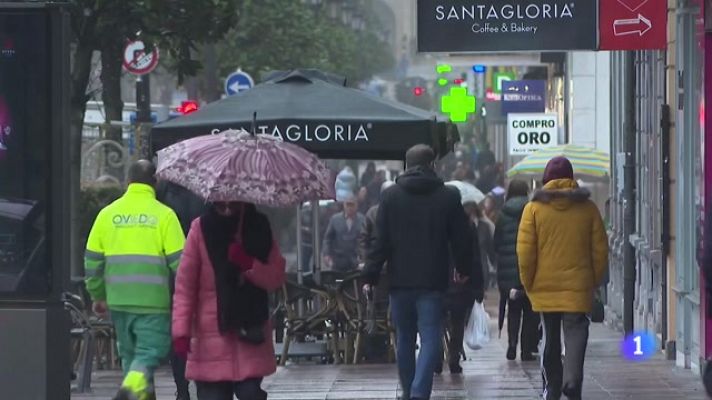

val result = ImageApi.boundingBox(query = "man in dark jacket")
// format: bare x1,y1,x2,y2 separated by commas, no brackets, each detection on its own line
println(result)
494,179,538,362
156,181,208,400
364,144,474,400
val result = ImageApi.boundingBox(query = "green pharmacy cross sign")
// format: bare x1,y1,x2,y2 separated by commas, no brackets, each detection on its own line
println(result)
441,87,476,123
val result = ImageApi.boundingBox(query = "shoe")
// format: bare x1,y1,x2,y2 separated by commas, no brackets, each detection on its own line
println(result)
434,362,443,375
113,388,138,400
506,346,517,360
176,389,190,400
449,362,463,374
521,352,536,362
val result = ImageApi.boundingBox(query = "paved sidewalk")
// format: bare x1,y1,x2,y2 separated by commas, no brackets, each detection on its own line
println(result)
73,295,708,400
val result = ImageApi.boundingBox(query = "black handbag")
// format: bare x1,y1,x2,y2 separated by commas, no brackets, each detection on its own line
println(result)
237,325,266,345
590,295,605,323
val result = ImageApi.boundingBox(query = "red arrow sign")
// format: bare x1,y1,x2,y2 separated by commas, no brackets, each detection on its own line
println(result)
600,0,666,50
613,14,653,36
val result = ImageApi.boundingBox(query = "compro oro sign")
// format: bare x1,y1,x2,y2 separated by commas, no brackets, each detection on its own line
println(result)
508,113,558,155
417,0,598,52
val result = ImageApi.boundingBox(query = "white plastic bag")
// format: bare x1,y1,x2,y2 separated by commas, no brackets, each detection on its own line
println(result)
464,301,491,350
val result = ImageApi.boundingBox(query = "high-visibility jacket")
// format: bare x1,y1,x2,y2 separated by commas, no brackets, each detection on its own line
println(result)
85,183,186,313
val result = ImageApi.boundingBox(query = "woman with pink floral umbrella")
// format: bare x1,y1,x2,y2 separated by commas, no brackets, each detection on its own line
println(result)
158,129,334,400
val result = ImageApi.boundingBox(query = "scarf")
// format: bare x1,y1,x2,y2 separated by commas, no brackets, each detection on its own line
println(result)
200,204,272,335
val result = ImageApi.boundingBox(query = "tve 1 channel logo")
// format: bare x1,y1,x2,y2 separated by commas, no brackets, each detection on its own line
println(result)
620,331,657,362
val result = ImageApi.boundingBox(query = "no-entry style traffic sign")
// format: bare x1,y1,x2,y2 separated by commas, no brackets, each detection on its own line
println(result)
225,70,254,96
122,40,159,75
599,0,667,50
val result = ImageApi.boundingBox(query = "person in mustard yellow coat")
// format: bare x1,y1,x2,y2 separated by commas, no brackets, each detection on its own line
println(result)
516,157,608,400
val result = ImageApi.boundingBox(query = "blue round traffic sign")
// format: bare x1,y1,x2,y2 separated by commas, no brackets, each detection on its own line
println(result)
225,70,254,96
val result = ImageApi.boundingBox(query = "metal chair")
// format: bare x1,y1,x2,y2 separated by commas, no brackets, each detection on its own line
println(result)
275,278,337,366
65,292,94,394
350,273,396,364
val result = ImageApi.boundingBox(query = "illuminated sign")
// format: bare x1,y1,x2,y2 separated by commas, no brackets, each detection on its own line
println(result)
417,0,598,52
441,87,476,123
494,72,516,93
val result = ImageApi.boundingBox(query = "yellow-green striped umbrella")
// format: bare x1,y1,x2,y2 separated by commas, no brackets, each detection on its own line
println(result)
507,145,610,180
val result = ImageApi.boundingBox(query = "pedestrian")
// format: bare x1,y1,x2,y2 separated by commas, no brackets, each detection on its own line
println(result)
365,169,387,210
483,195,499,224
172,201,286,400
156,180,209,400
494,179,538,362
363,144,474,400
358,180,395,362
436,186,485,375
359,181,394,262
322,195,366,273
472,199,496,290
700,199,712,397
517,157,608,400
84,160,186,400
361,161,377,188
335,166,357,202
299,203,314,273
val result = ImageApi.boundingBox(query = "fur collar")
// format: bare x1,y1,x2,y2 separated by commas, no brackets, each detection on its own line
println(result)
531,187,591,203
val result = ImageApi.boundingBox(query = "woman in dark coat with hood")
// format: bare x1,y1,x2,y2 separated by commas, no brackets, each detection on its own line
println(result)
494,179,539,361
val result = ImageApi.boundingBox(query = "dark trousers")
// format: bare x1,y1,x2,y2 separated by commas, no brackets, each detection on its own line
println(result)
300,245,313,273
170,351,190,398
504,291,539,353
540,313,590,400
444,288,475,365
196,378,266,400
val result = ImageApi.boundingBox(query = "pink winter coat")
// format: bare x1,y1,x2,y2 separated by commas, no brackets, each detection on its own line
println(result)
172,218,286,382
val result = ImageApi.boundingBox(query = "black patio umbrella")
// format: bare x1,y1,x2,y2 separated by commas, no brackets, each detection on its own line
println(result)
151,69,458,160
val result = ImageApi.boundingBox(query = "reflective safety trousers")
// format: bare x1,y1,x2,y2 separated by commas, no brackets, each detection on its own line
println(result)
85,183,185,312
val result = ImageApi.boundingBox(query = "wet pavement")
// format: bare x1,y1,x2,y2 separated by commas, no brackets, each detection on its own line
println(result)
72,293,708,400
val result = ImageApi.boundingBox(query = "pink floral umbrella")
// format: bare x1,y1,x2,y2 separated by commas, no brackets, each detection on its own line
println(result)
156,129,335,207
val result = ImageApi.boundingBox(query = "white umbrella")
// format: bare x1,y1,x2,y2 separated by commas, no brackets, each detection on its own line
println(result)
445,180,485,205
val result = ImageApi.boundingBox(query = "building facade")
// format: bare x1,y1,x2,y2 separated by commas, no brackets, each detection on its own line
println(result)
608,0,707,371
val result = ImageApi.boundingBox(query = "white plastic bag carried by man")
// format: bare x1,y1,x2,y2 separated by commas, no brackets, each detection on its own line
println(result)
465,301,491,350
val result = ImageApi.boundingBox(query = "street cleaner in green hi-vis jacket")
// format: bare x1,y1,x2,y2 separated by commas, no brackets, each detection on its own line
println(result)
85,160,185,400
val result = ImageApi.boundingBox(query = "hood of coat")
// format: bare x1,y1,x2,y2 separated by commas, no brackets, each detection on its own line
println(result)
500,196,528,219
396,166,444,195
531,178,590,210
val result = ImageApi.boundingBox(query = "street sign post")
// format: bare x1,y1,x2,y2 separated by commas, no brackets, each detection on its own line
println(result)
508,113,559,155
122,40,159,75
502,80,546,115
599,0,667,50
225,69,255,96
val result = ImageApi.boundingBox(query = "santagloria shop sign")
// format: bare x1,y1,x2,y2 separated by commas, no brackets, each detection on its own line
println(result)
417,0,598,52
